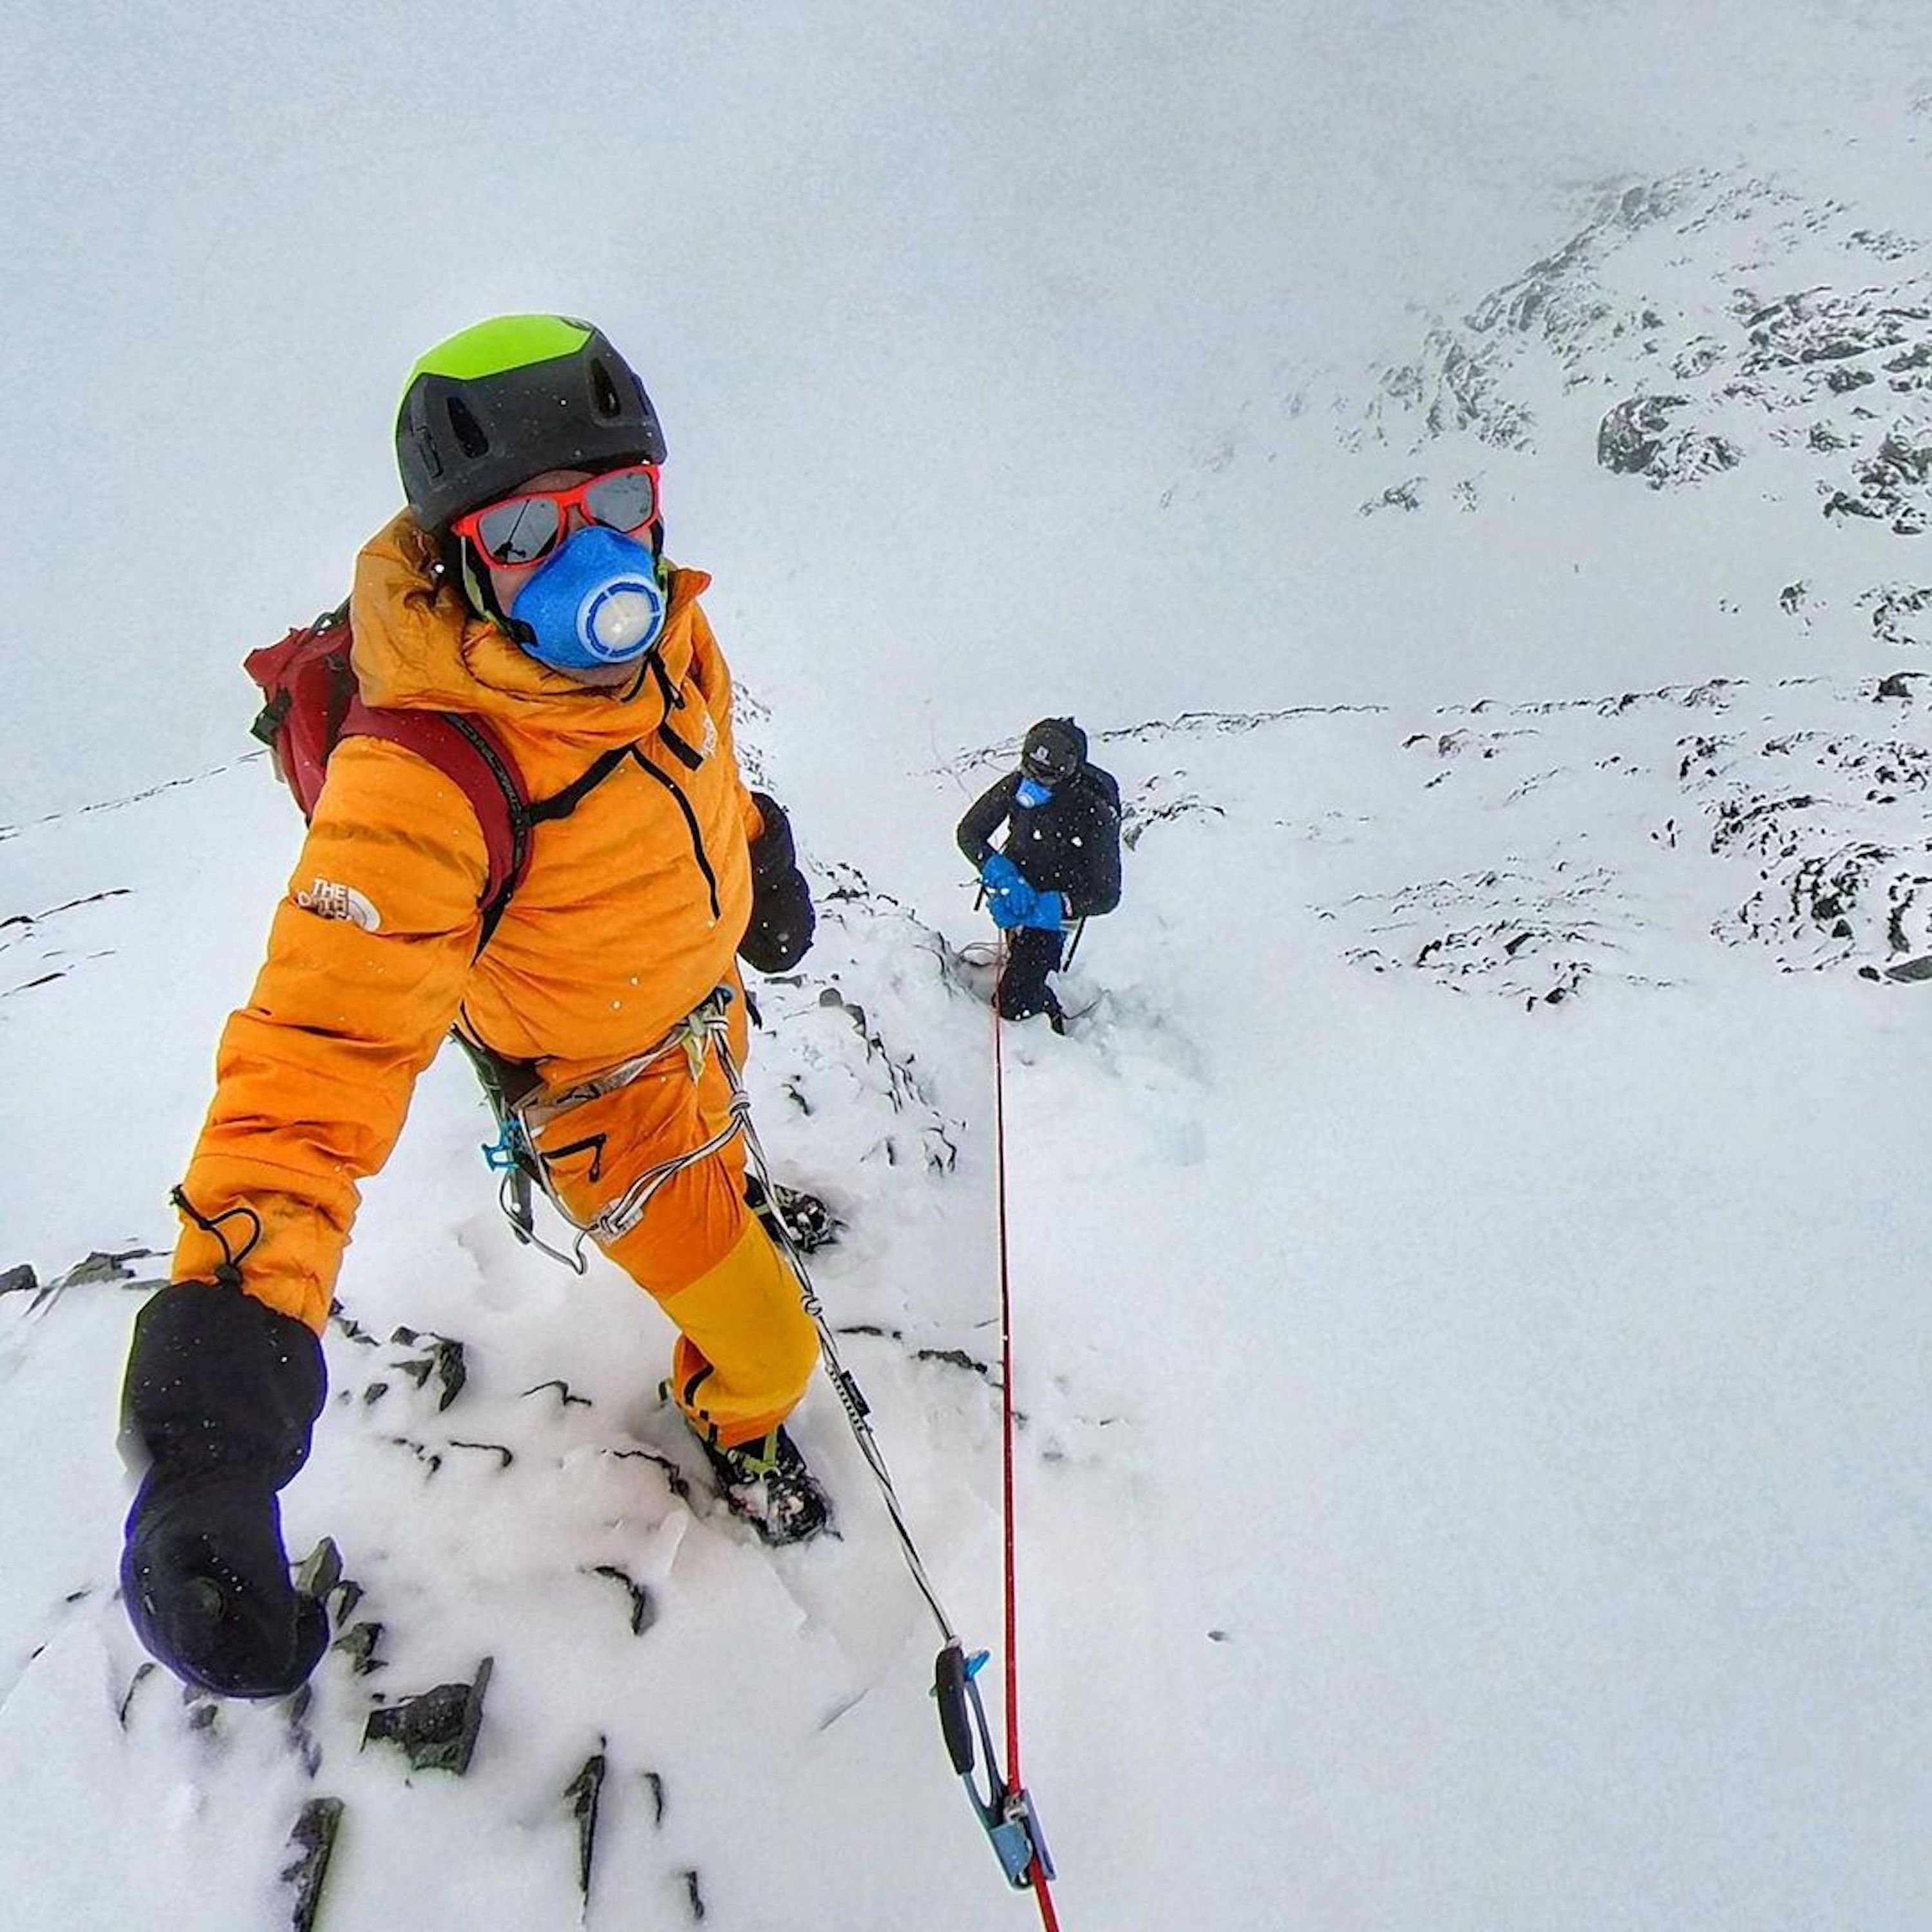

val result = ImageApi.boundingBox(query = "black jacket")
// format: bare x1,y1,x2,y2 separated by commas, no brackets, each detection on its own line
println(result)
956,764,1122,919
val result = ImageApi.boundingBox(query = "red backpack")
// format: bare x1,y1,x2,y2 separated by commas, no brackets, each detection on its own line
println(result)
244,602,533,944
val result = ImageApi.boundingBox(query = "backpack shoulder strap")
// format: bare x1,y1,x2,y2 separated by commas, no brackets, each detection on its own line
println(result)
340,699,533,946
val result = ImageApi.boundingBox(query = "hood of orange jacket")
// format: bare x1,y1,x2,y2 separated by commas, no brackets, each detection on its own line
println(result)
350,511,719,773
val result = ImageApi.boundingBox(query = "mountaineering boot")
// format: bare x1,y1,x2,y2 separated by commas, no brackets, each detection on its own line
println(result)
699,1425,832,1546
745,1176,841,1254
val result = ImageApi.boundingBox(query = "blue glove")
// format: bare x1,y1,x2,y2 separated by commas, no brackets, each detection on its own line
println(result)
980,852,1024,896
988,878,1039,930
1019,890,1065,933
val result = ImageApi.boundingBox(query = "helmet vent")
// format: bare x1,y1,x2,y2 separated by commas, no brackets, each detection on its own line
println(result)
445,395,489,459
588,357,623,420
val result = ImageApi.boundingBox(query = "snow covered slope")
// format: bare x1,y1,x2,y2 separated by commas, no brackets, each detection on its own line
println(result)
5,648,1931,1927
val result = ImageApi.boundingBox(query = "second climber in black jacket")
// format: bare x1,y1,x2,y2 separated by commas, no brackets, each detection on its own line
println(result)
956,716,1122,1028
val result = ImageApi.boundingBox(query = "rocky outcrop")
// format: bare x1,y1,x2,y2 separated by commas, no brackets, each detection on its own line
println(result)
1596,394,1741,486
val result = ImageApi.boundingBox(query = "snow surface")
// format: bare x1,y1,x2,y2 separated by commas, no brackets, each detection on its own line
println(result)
6,5,1932,1929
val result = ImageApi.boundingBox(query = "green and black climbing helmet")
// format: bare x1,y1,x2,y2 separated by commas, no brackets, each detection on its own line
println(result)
395,314,666,532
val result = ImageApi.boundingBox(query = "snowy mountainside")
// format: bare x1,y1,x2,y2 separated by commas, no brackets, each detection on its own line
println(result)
1155,166,1932,706
1316,670,1932,998
5,679,1932,1929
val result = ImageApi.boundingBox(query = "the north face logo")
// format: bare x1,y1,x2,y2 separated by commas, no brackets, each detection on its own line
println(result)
296,878,382,933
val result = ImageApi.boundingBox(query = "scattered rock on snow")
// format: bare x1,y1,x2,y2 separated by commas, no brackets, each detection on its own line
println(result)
362,1656,494,1776
1597,393,1690,474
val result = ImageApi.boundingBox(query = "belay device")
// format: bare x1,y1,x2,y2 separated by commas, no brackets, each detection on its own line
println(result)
935,1639,1057,1888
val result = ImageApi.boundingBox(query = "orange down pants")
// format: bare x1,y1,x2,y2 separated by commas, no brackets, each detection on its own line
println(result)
524,1016,817,1450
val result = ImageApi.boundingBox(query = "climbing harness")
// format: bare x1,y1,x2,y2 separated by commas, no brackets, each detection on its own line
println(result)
471,991,748,1271
471,983,1061,1912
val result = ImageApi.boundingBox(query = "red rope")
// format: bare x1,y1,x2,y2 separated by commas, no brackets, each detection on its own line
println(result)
992,994,1021,1768
990,967,1063,1927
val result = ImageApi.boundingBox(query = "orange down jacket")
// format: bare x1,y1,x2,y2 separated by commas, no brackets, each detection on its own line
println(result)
172,512,766,1331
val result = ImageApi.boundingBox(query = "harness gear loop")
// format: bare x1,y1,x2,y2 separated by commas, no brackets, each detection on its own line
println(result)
482,987,748,1265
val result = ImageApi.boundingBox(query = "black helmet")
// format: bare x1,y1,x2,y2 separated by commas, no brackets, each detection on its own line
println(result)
395,314,667,531
1021,717,1086,785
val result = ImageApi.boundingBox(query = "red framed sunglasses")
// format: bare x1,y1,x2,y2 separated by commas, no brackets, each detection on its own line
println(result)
453,463,661,569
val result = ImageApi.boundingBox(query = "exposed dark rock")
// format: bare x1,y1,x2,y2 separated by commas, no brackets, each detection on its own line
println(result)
278,1797,343,1932
608,1443,694,1504
1359,477,1425,515
1598,394,1688,473
565,1747,607,1903
1597,395,1739,486
116,1663,156,1729
58,1248,153,1287
589,1565,658,1636
913,1345,998,1383
1870,430,1932,484
1743,289,1924,372
389,1327,468,1411
1120,793,1226,849
522,1378,592,1408
681,1868,708,1922
363,1656,493,1775
1672,336,1725,379
1861,584,1932,646
331,1622,386,1676
283,1685,323,1780
384,1436,443,1476
1824,489,1886,520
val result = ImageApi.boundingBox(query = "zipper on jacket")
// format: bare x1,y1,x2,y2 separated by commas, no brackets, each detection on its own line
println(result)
630,747,723,920
496,675,724,923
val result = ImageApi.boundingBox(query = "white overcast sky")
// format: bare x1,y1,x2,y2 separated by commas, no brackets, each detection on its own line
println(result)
4,0,1923,821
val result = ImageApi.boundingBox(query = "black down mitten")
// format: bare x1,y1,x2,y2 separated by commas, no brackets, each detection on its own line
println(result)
738,791,815,974
118,1281,329,1699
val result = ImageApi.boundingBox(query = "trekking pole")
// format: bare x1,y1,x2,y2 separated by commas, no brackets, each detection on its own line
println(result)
1059,916,1087,971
